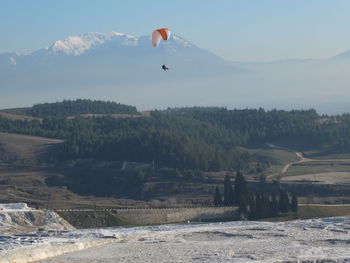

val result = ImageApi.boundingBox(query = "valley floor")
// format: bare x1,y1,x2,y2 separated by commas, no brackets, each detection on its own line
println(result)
2,217,349,263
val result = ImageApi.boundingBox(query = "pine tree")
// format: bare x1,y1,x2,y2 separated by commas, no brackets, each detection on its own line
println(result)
279,189,290,213
234,171,249,213
229,179,235,205
261,192,270,218
259,175,267,192
271,193,279,216
255,193,263,219
213,186,223,206
223,175,233,206
248,195,256,220
291,191,298,213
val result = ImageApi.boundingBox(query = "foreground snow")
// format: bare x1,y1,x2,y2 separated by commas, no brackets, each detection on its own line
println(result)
1,217,349,263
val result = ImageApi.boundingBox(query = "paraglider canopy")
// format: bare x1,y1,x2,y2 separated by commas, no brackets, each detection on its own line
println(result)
152,28,171,47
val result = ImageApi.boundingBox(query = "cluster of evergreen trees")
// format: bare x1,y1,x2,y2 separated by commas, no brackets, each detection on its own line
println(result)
213,172,249,212
30,99,138,117
213,173,298,219
247,188,298,220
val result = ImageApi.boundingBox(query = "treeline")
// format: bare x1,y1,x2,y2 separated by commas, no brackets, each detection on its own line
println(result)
30,99,138,117
213,173,298,219
168,107,350,148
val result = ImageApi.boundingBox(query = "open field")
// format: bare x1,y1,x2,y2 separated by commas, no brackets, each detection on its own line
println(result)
0,111,41,121
258,143,350,186
246,147,299,166
243,146,300,180
285,161,350,175
67,113,145,119
282,172,350,184
298,204,350,218
0,132,62,165
281,160,350,184
1,111,143,121
304,148,350,160
1,107,149,120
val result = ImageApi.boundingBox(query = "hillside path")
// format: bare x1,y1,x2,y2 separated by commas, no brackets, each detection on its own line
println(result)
266,143,350,181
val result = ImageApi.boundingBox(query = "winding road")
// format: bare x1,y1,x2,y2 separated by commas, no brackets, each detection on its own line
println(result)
266,144,306,181
265,143,350,182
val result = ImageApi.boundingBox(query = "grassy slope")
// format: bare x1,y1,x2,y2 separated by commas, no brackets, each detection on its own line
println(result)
0,132,62,164
0,107,32,116
264,205,350,222
0,132,151,208
246,147,299,166
244,147,300,179
0,111,41,121
298,205,350,219
1,105,147,120
248,144,350,185
284,162,350,177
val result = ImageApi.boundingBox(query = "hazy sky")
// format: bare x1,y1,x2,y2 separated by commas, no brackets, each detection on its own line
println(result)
1,0,350,61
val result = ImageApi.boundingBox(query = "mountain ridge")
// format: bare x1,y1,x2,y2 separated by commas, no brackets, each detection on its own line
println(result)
2,30,350,63
1,31,201,59
2,30,350,114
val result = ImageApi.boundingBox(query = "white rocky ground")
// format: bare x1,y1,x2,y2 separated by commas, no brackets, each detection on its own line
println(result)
0,203,73,235
1,215,350,263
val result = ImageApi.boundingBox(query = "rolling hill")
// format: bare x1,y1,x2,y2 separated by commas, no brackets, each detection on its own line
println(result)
2,100,350,207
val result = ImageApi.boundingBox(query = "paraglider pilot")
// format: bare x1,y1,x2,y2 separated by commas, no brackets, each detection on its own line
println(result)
152,28,171,72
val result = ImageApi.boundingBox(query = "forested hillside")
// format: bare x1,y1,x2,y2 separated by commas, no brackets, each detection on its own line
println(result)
1,101,350,172
167,107,343,146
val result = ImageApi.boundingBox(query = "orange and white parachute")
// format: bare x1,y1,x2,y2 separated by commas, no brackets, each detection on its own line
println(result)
152,28,171,47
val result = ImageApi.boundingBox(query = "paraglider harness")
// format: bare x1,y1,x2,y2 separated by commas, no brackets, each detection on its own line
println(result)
162,64,169,71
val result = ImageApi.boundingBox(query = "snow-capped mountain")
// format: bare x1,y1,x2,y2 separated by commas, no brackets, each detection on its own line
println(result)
44,32,194,56
17,31,204,59
0,31,237,109
47,32,138,56
0,31,226,74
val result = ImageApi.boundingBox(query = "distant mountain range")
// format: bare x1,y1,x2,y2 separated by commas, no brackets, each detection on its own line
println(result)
1,31,350,114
